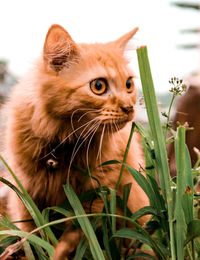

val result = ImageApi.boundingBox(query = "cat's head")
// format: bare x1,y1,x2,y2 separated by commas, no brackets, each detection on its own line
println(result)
40,24,138,134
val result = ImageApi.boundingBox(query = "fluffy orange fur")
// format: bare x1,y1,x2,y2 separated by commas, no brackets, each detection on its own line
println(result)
3,25,149,259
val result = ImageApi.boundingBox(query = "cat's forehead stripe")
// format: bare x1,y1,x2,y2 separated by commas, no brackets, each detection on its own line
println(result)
107,66,130,80
107,67,117,79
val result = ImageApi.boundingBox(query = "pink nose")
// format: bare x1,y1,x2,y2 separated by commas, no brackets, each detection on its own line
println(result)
120,106,133,115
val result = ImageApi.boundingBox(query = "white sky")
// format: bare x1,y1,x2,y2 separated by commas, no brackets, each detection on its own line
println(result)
0,0,200,93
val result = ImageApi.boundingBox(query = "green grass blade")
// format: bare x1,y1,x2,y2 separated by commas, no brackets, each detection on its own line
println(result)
114,228,166,259
33,244,49,260
0,230,54,258
175,126,187,259
101,217,113,260
42,206,73,224
124,165,157,207
134,122,156,177
64,182,105,260
118,183,132,252
74,236,88,259
137,46,175,259
1,211,164,259
115,122,135,190
182,146,194,224
185,219,200,245
0,215,20,231
0,156,58,246
131,206,157,222
23,241,36,260
128,252,157,260
136,47,171,199
146,175,166,213
109,188,116,234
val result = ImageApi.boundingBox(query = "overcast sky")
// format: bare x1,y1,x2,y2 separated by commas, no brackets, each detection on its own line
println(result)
1,0,200,93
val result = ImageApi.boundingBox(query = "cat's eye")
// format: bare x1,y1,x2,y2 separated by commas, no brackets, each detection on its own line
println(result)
126,77,134,93
90,78,107,95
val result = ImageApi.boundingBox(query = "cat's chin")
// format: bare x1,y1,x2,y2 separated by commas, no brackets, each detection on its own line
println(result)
101,120,130,133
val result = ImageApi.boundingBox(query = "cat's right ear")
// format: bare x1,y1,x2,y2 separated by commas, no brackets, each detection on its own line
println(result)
114,27,139,51
43,24,79,72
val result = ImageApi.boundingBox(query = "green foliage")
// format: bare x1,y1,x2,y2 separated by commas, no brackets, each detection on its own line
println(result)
0,46,200,259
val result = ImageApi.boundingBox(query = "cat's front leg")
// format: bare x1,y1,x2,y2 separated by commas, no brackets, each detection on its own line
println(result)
53,226,83,260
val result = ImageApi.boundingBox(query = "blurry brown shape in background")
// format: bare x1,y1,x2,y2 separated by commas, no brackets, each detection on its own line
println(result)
168,84,200,177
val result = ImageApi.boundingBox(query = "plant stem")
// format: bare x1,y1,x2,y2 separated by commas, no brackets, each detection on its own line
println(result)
115,122,135,191
165,94,175,138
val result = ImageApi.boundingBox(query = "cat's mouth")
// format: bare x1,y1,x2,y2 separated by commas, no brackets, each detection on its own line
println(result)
101,118,131,132
102,112,134,125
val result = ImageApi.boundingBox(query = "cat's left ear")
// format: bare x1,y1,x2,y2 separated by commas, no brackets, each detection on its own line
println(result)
114,27,138,51
43,24,79,72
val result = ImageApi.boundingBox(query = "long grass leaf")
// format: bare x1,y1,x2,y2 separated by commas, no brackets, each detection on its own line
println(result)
182,146,194,224
175,126,188,259
0,230,54,258
127,252,157,260
23,241,35,260
136,47,171,198
109,188,116,234
74,236,88,259
64,182,105,260
114,228,166,259
115,122,135,190
101,217,113,260
0,157,58,245
124,165,156,206
185,219,200,245
131,206,157,222
137,46,175,259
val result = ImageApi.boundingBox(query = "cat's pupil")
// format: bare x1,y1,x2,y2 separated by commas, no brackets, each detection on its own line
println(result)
126,79,131,89
95,81,103,90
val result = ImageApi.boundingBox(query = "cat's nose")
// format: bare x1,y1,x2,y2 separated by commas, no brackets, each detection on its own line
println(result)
120,105,133,115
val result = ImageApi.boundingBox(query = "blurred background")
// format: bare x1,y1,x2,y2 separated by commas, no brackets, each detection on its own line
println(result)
0,0,200,105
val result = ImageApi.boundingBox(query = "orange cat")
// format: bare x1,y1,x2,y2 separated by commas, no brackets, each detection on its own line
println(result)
3,24,149,259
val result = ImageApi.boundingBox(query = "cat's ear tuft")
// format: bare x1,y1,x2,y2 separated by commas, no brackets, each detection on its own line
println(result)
43,24,79,72
115,27,138,51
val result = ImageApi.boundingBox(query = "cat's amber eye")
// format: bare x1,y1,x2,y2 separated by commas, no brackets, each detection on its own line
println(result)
126,77,134,93
90,78,107,95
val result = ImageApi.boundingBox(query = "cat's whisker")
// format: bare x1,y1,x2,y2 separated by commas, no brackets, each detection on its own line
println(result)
114,122,124,143
97,123,106,176
110,120,119,149
77,108,103,122
67,119,101,178
86,122,101,168
69,120,99,165
70,108,94,137
85,122,101,190
41,118,98,160
107,120,112,143
97,124,105,162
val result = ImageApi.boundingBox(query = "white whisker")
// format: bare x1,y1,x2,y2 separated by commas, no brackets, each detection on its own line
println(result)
114,122,124,143
67,119,101,178
78,108,102,122
97,124,105,162
86,122,101,168
110,119,118,149
85,122,101,190
97,123,106,176
70,108,96,136
41,117,98,159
